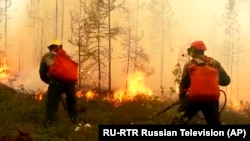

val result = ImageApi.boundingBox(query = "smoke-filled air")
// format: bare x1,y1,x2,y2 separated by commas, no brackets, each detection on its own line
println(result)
1,0,250,118
1,0,250,140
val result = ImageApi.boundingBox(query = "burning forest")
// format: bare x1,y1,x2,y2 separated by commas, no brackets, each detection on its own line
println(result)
0,0,250,140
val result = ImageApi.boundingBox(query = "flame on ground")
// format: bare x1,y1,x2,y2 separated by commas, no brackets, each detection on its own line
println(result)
35,88,98,101
34,71,154,106
105,71,153,106
34,86,48,101
86,90,97,100
76,90,84,98
0,57,10,82
76,89,97,101
227,97,249,112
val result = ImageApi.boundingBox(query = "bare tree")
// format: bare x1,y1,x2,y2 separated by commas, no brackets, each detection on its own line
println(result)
148,0,175,94
69,0,125,94
97,0,125,93
69,0,87,88
2,0,12,62
61,0,65,40
134,0,139,71
222,0,242,98
119,2,154,79
108,0,112,94
26,0,42,65
68,0,110,91
53,0,65,40
55,0,58,39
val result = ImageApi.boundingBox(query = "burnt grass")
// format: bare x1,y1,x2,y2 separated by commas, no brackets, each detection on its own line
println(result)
0,83,250,141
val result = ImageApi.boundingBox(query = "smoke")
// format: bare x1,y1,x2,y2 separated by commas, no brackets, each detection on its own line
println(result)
13,66,46,92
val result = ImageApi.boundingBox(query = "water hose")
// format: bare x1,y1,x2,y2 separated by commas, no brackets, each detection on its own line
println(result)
196,89,227,120
148,90,227,120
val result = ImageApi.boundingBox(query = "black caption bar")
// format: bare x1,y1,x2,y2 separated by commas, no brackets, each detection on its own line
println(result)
99,125,250,141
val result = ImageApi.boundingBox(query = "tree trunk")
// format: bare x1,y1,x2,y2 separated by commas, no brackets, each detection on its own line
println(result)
134,0,139,71
4,0,8,60
78,2,82,88
97,0,101,94
160,0,165,93
61,0,65,40
108,0,112,94
55,0,58,39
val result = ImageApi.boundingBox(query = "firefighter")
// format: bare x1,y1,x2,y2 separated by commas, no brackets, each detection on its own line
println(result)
171,40,231,125
39,40,78,127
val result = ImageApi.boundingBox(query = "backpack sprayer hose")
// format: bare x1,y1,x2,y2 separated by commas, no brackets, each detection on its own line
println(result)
148,90,227,120
196,89,227,120
219,90,227,113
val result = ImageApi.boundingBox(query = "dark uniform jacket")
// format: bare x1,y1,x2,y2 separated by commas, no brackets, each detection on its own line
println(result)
39,51,56,84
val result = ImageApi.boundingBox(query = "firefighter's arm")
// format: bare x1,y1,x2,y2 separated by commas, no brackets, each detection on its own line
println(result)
218,66,231,86
39,61,50,84
179,63,190,100
214,60,231,86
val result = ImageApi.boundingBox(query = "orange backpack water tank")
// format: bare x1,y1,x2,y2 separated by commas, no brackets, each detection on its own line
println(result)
188,64,220,102
49,49,78,82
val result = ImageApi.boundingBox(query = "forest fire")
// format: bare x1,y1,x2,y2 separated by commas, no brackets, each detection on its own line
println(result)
76,89,97,100
34,71,154,106
34,88,97,101
30,71,250,114
0,58,10,82
105,71,153,106
227,97,249,112
85,90,97,100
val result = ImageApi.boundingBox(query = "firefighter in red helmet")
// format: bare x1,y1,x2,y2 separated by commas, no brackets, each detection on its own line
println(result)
171,40,230,125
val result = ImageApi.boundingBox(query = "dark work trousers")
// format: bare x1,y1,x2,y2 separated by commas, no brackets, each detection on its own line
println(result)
171,96,221,125
45,82,77,124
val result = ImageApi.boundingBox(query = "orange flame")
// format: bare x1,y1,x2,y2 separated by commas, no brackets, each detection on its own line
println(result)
105,71,153,105
34,71,153,106
0,57,10,82
76,89,97,100
85,90,97,100
34,86,47,101
76,90,84,98
227,97,249,113
34,88,98,101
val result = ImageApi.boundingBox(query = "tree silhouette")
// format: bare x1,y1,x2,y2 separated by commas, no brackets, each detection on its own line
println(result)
26,0,43,65
69,0,123,94
148,0,175,95
69,0,92,88
222,0,242,98
119,1,154,83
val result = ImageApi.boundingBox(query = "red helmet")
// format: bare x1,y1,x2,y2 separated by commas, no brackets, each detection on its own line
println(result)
190,40,207,51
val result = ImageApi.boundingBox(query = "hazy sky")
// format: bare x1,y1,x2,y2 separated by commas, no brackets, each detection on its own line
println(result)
3,0,250,101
